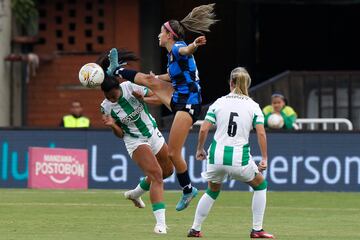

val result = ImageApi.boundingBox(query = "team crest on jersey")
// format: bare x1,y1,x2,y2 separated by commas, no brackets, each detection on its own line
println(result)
129,97,138,106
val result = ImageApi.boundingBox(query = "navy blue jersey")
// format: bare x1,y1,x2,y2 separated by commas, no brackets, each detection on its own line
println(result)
167,41,202,105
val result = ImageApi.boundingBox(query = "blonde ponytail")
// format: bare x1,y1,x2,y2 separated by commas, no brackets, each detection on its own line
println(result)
180,3,218,34
163,3,218,41
230,67,251,96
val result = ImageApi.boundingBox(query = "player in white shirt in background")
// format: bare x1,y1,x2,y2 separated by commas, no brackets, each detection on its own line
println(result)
100,75,173,234
187,67,275,239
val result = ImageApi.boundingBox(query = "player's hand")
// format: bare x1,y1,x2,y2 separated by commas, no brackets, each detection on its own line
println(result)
194,36,207,47
132,91,144,101
149,71,156,77
143,73,157,82
196,148,207,160
102,115,115,127
258,159,268,172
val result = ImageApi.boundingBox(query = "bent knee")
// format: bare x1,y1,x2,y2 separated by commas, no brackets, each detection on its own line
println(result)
252,179,268,191
148,168,163,183
168,149,181,161
162,167,174,179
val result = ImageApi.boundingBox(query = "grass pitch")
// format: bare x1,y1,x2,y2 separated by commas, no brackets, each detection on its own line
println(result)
0,189,359,240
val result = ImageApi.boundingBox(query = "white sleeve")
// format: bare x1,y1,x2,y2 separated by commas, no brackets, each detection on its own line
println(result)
204,101,218,125
129,82,148,97
253,103,264,126
100,101,110,115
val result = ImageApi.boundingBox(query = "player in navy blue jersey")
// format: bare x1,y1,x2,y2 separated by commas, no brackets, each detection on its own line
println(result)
101,3,218,211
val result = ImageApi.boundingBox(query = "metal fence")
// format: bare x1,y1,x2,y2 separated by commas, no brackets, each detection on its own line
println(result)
249,71,360,129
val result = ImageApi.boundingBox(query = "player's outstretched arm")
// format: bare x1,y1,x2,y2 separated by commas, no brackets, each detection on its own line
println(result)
179,36,207,56
255,124,268,172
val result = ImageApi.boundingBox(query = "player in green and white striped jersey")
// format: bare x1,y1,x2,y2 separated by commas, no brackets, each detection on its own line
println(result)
188,67,274,239
100,75,174,234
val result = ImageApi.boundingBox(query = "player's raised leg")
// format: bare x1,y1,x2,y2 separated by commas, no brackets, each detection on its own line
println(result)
107,48,174,109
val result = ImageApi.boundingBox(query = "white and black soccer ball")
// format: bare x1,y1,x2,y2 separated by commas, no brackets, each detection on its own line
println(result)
78,63,104,88
267,113,284,129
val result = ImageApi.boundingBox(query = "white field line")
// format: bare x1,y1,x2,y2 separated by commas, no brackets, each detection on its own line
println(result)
0,202,359,211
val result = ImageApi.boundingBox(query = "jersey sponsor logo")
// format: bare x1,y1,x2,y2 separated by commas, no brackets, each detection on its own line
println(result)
121,104,144,125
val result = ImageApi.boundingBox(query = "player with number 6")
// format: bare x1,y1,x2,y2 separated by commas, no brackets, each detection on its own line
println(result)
187,67,274,239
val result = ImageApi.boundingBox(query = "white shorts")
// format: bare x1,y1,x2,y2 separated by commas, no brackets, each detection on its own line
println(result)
124,128,165,158
201,160,259,184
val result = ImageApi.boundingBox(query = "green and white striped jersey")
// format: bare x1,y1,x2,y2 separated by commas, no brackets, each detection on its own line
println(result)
100,82,157,138
205,93,264,167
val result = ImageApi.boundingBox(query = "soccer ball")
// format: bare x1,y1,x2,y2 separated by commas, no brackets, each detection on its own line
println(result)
267,113,284,129
78,63,104,88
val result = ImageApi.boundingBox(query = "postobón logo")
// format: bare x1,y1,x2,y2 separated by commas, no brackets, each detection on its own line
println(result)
35,154,85,184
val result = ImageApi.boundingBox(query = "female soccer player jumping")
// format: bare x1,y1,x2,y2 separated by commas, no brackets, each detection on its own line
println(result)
104,3,218,211
100,74,174,234
187,67,275,239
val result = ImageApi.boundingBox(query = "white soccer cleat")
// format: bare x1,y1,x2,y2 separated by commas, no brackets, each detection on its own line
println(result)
154,224,167,234
124,190,145,208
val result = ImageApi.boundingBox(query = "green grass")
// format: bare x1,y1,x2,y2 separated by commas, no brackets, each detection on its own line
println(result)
0,189,359,240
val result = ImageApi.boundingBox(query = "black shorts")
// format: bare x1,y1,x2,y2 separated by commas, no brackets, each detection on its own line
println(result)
170,99,202,124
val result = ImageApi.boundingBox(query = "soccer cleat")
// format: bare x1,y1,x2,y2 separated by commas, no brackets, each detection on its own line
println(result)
106,48,120,76
187,228,203,238
176,187,198,211
250,229,275,239
124,190,145,208
154,224,167,234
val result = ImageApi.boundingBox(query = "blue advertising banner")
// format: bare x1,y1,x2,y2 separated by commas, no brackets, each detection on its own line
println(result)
0,129,359,191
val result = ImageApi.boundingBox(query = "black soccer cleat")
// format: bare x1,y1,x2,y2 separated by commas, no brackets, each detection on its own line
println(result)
187,228,203,238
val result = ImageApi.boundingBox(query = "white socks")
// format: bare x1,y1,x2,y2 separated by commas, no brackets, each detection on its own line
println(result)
190,189,266,232
153,209,166,226
252,189,267,231
191,193,215,231
131,183,147,198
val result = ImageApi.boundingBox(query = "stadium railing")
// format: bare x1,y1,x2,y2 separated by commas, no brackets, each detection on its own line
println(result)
295,118,353,131
248,70,360,130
